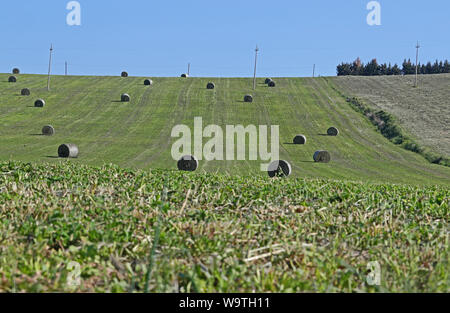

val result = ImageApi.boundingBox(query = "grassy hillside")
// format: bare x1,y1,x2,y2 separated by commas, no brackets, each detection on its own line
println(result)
332,74,450,158
0,73,448,185
1,161,448,292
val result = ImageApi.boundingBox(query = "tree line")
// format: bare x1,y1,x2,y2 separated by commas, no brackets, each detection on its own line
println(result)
337,58,450,76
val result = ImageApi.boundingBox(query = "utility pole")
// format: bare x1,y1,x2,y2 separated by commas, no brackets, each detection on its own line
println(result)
187,63,190,76
313,64,316,78
47,44,53,91
414,41,420,88
253,45,259,90
65,61,68,76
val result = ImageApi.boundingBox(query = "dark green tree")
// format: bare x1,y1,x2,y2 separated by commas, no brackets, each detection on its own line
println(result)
364,59,379,76
402,59,415,75
444,60,450,73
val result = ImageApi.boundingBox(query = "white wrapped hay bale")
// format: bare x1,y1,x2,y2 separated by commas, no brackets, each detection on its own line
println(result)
58,144,79,158
313,150,331,163
177,155,199,172
293,135,306,145
42,125,55,136
267,160,292,177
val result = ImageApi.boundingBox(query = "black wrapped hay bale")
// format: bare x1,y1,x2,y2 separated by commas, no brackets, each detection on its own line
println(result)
181,73,189,78
244,95,253,103
327,127,339,136
12,68,20,74
42,125,55,136
268,160,292,178
265,78,272,84
21,88,31,96
121,71,128,77
58,144,79,158
313,150,331,163
207,82,215,89
34,99,45,107
293,135,307,145
144,79,153,86
268,80,276,87
121,93,130,102
8,76,17,83
177,155,199,172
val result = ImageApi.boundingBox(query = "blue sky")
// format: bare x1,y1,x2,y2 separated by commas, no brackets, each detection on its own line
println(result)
0,0,448,77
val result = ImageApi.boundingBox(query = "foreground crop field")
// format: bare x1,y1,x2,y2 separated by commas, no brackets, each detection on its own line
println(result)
332,74,450,158
0,74,449,185
0,161,448,292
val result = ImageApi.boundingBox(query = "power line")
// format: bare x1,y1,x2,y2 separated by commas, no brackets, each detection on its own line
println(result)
253,45,259,90
414,41,420,88
47,44,53,91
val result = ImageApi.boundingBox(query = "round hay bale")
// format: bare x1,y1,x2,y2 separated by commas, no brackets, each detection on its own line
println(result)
244,95,253,103
34,99,45,107
12,68,20,74
268,80,276,87
293,135,307,145
177,155,199,172
313,150,331,163
181,73,189,78
121,71,128,77
58,144,79,158
121,93,130,102
8,76,17,83
21,88,31,96
42,125,55,136
327,127,339,136
144,79,153,86
267,160,292,178
206,82,215,89
265,78,272,84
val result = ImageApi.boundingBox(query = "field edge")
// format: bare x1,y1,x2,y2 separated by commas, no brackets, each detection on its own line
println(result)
323,77,450,167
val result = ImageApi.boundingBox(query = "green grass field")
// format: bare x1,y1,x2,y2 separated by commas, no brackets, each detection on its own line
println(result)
0,73,449,292
1,161,448,292
0,73,449,185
